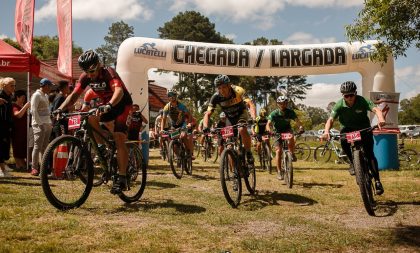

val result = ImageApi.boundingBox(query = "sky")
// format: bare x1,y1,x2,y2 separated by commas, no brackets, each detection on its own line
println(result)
1,0,419,110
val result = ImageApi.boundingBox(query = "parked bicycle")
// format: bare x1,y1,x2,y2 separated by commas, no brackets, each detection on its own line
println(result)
314,131,350,164
344,125,380,216
295,142,312,161
165,127,193,179
398,139,419,169
40,109,147,210
216,123,256,208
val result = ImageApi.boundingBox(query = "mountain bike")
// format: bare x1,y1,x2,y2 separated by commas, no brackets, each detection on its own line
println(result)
345,125,379,216
295,142,311,161
255,135,272,173
166,127,193,179
40,109,147,210
216,123,256,208
398,139,419,169
199,132,214,162
275,132,295,188
314,132,350,164
160,131,170,161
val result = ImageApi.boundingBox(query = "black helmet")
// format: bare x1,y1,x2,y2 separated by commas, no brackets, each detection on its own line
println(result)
340,81,357,94
78,50,99,71
167,89,178,97
214,75,230,87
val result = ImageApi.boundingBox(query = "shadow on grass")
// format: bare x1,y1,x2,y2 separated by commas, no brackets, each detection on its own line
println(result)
146,180,178,189
298,182,344,189
374,200,420,217
0,177,41,186
113,199,206,214
190,174,218,181
241,191,317,210
391,225,420,249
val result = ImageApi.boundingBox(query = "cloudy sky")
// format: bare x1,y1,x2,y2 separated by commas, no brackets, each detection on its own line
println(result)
1,0,418,109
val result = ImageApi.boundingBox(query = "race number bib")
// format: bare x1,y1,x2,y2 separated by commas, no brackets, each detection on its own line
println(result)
221,126,234,139
346,131,361,143
68,115,81,130
281,133,293,140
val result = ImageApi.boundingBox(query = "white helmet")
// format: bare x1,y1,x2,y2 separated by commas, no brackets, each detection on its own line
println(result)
276,95,288,103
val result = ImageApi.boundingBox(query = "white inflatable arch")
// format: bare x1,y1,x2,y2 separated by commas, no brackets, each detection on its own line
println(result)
116,37,395,162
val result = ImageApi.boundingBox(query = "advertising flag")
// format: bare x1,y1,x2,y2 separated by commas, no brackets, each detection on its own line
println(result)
57,0,73,77
14,0,35,54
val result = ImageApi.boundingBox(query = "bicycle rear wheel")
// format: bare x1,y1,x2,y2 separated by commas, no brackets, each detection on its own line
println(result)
399,149,419,169
314,144,332,163
353,150,376,216
169,140,183,179
118,143,147,203
295,142,311,161
40,135,93,210
284,151,294,188
220,149,241,208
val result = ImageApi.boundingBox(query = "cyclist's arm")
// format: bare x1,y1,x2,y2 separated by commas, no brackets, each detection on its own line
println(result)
161,115,167,132
108,86,124,107
266,120,273,133
203,110,213,129
245,99,256,120
140,113,148,124
323,117,334,140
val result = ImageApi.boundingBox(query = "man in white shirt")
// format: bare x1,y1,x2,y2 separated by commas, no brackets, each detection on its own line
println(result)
30,78,53,176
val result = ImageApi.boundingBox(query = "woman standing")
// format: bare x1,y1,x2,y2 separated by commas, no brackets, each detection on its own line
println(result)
12,90,30,171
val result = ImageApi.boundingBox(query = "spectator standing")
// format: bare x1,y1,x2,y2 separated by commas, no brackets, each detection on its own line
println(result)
11,90,30,171
0,77,16,177
127,104,148,141
30,78,53,176
51,80,71,138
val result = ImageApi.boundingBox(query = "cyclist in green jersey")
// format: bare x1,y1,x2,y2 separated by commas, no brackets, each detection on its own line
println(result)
266,96,304,179
322,81,385,195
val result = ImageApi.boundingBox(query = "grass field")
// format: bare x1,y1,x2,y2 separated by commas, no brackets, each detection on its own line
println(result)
0,148,419,253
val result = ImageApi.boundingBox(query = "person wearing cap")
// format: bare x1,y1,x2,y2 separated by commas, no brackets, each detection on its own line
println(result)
30,78,53,176
322,81,386,195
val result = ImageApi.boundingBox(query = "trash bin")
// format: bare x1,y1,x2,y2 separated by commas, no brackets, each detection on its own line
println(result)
373,133,399,170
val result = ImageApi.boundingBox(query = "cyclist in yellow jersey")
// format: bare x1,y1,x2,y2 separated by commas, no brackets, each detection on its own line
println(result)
203,75,256,164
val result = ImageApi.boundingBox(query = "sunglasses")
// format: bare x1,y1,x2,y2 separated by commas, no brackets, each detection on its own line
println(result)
85,64,98,74
343,93,355,98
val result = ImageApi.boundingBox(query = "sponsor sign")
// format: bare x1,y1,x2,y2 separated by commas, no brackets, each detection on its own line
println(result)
134,42,167,59
352,44,376,62
370,91,400,129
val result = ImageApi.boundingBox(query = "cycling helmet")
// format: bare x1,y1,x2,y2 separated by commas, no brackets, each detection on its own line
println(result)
340,81,357,94
78,50,99,71
214,75,230,87
167,89,178,97
276,95,288,103
219,112,226,118
259,108,267,117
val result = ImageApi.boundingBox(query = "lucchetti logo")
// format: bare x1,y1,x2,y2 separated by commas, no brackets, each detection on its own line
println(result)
352,44,375,61
134,42,167,58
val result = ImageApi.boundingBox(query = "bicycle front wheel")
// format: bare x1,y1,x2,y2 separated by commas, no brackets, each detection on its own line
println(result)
295,142,311,161
284,151,294,188
213,143,219,163
118,143,147,203
169,140,183,179
244,162,256,195
40,135,93,210
314,145,332,163
220,149,241,208
353,150,376,216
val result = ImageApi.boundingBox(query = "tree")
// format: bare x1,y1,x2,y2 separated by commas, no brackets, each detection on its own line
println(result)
96,21,134,67
398,94,420,124
345,0,420,62
157,11,233,112
4,35,83,60
277,76,312,103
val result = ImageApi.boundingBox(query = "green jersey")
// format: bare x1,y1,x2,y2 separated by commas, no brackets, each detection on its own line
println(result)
330,95,375,129
199,118,213,129
268,108,297,133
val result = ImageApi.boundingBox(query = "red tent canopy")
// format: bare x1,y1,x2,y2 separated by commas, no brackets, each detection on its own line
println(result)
0,39,71,82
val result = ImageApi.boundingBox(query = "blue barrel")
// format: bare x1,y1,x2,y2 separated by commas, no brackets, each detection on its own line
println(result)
373,134,399,170
141,131,149,166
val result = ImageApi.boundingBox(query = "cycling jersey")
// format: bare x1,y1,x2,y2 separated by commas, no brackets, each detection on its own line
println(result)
207,85,251,119
128,111,143,130
254,116,268,134
330,95,375,129
268,108,297,133
155,115,170,130
83,88,102,107
163,101,189,128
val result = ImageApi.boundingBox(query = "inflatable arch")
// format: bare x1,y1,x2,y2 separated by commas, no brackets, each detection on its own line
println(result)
116,37,398,167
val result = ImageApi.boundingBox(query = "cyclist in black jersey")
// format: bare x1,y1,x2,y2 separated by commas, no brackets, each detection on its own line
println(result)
203,75,256,164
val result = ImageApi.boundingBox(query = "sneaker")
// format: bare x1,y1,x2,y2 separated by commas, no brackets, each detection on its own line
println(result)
277,170,284,180
4,165,14,172
110,175,127,194
30,168,39,176
246,152,254,164
348,164,355,176
375,181,384,195
292,153,297,162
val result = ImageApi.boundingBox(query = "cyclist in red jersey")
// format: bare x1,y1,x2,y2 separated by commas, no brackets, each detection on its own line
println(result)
54,50,133,194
